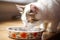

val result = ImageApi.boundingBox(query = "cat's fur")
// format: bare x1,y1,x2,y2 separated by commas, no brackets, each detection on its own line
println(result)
17,0,60,40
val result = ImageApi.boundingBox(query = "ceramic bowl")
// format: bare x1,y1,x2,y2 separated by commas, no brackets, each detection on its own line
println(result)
8,27,43,40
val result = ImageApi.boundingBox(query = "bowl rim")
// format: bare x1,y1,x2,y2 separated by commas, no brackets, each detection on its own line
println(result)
7,27,43,32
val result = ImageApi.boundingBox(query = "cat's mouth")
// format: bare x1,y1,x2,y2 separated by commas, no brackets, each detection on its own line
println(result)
32,19,39,21
28,19,40,23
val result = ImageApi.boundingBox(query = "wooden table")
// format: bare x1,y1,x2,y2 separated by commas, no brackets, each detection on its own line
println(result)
0,20,23,40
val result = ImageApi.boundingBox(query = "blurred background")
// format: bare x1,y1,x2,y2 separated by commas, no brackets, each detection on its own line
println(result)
0,0,37,4
0,0,37,21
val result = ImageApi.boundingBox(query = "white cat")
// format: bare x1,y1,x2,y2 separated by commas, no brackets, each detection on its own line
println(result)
16,0,60,40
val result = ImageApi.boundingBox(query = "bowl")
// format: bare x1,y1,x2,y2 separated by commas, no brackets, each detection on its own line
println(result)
8,27,43,40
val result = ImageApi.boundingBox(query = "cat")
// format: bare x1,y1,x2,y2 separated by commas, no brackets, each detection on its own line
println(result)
16,0,60,40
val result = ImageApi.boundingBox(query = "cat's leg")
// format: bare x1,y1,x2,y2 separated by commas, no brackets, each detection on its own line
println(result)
39,22,48,32
42,21,59,40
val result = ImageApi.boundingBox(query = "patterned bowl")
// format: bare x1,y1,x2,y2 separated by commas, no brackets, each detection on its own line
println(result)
8,27,43,40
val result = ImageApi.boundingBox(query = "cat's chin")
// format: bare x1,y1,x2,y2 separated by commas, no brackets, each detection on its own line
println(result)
28,20,41,26
28,19,40,23
32,20,40,23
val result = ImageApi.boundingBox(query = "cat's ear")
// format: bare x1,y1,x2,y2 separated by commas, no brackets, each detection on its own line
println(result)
30,4,39,12
16,4,25,14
